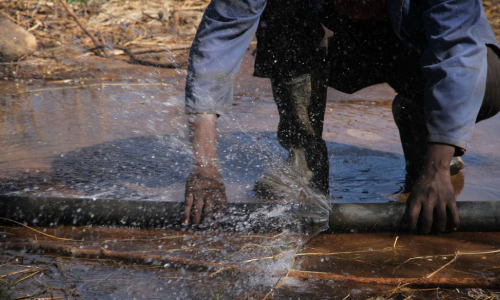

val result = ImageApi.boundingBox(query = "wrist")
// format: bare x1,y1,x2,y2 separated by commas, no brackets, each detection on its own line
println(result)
193,160,219,168
192,161,220,175
190,113,219,169
423,143,455,173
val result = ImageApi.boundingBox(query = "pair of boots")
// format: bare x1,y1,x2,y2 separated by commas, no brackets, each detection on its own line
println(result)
255,75,473,199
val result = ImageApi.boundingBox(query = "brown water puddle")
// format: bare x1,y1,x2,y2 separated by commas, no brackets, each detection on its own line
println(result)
1,50,499,201
1,226,499,299
1,48,500,299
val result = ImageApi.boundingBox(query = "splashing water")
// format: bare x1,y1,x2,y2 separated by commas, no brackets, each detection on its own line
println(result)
2,47,500,298
0,43,334,298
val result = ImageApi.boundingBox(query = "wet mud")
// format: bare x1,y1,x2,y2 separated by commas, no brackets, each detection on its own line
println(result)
1,51,499,201
1,51,500,299
1,226,500,299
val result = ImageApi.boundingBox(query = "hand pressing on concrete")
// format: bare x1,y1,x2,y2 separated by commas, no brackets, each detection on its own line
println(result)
402,143,460,234
184,114,227,225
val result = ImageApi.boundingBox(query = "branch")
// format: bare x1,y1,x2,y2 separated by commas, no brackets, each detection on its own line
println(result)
58,0,102,51
3,241,500,289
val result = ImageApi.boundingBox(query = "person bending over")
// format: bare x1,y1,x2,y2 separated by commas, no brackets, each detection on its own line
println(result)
183,0,500,233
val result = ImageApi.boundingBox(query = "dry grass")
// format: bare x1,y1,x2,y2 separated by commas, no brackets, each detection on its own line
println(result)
484,0,500,38
2,225,500,299
1,0,499,79
0,0,206,51
0,0,205,78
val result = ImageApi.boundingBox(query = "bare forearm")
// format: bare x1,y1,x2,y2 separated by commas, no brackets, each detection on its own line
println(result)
185,114,226,225
423,143,455,173
189,114,218,168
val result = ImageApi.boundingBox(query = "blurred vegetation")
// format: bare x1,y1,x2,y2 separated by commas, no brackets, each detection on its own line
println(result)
67,0,88,5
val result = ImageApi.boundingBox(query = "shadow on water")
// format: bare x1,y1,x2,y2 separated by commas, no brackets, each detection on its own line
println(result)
42,132,406,202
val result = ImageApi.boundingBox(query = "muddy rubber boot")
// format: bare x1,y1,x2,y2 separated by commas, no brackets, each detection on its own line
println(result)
253,149,315,199
450,156,465,175
392,95,466,191
254,71,329,199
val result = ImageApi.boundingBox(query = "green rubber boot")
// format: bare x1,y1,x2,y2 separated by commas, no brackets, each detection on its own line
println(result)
254,71,329,199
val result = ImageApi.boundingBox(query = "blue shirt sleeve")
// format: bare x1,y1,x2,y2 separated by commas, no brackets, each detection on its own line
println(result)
421,0,488,149
185,0,267,115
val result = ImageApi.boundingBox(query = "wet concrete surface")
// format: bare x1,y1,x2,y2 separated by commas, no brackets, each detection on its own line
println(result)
0,50,499,202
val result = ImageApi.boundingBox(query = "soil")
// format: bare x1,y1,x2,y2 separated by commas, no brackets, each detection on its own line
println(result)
1,226,500,299
1,1,500,299
0,0,498,81
1,48,500,299
0,51,499,201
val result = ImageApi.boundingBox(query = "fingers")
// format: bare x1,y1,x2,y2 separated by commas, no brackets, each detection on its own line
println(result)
434,203,447,233
184,173,227,226
448,199,460,231
215,188,227,215
401,167,459,234
403,197,421,233
404,199,459,234
193,193,205,225
203,194,215,224
184,192,194,225
419,203,434,234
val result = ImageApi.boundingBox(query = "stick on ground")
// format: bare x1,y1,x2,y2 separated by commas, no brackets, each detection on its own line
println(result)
2,241,500,289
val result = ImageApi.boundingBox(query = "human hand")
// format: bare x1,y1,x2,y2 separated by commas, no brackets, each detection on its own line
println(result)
184,165,227,225
401,144,459,234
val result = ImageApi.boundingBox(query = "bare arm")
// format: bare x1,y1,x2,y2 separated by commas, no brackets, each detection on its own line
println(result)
190,114,218,167
400,0,487,234
184,114,227,225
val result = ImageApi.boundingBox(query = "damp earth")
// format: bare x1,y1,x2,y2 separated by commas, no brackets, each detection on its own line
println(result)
1,52,500,201
1,51,500,299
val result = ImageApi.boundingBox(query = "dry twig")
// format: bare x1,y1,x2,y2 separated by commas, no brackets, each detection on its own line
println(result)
1,240,500,289
11,268,44,286
393,249,500,274
287,269,500,289
58,0,102,51
425,252,459,279
393,236,399,249
0,217,82,242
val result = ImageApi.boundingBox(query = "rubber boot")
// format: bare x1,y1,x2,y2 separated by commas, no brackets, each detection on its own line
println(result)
392,95,465,191
254,71,329,199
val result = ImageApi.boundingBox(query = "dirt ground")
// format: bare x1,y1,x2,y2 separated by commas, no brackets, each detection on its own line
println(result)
0,0,499,81
0,0,201,80
1,225,500,299
1,1,500,299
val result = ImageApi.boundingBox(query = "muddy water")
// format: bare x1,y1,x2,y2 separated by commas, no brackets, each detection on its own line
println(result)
0,226,309,299
1,226,499,299
1,51,500,299
0,51,499,201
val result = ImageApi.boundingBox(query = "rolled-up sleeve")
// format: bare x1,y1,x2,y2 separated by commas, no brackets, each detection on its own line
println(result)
421,0,488,150
185,0,267,115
